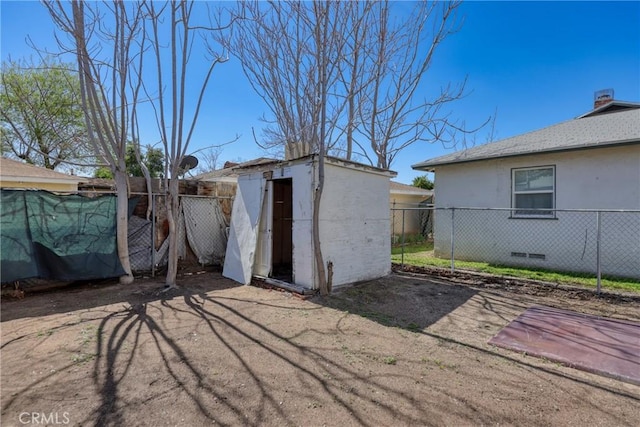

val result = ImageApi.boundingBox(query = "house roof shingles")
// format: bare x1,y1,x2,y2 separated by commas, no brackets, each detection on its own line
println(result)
0,157,81,183
412,106,640,170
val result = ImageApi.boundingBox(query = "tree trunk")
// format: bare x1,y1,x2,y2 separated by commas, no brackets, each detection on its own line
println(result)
165,178,180,287
113,169,134,285
314,3,329,296
313,156,328,295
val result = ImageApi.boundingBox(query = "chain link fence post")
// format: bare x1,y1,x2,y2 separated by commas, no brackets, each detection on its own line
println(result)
450,207,455,273
401,208,406,268
596,211,602,295
151,194,156,278
391,200,396,241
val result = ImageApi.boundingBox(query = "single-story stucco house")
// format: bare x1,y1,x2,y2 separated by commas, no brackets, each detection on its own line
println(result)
0,157,82,192
389,181,433,239
412,100,640,278
223,154,396,291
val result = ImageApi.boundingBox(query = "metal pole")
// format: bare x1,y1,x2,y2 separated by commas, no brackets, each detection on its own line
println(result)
450,208,455,273
151,194,156,278
596,211,602,295
392,201,396,239
401,209,406,267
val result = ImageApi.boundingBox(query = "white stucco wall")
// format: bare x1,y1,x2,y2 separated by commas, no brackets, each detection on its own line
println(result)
288,162,315,288
431,144,640,278
247,157,393,289
319,162,392,287
390,193,431,236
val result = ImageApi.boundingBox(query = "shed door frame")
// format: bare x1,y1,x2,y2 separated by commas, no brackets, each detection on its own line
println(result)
271,178,293,282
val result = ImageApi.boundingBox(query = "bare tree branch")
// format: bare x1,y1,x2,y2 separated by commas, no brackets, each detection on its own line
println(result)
228,0,485,170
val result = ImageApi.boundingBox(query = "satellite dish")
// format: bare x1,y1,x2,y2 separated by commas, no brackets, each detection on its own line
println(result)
179,155,199,171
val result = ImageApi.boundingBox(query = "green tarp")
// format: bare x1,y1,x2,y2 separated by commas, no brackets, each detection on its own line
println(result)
1,189,125,283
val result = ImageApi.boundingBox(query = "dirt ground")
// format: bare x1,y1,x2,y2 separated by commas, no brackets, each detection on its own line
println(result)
1,268,639,426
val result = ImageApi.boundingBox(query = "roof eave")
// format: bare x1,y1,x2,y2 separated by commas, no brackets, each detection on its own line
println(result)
0,175,82,184
234,154,397,178
391,189,433,196
576,101,640,119
412,138,640,170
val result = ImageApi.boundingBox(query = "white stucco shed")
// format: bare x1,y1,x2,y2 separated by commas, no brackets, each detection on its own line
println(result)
223,154,396,291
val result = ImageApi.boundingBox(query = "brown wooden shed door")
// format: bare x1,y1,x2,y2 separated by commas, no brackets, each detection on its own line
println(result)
271,178,293,281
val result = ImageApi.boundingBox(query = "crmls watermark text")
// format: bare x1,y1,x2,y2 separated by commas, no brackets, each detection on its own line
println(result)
19,412,70,425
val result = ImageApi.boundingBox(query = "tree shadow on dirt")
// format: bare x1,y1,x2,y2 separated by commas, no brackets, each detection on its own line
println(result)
82,281,490,426
83,274,479,425
0,271,239,322
317,274,640,401
316,274,478,330
4,273,638,426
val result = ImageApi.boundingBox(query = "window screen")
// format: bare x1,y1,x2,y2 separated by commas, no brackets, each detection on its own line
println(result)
512,167,555,217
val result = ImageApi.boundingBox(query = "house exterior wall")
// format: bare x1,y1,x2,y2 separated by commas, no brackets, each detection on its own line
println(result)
390,193,430,237
431,144,640,278
319,162,392,287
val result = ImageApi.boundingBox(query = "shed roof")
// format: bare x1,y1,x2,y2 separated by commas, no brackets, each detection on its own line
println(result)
412,104,640,170
194,157,276,182
233,154,397,178
389,181,433,197
0,157,82,184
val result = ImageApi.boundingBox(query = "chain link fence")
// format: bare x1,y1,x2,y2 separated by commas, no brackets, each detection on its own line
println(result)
390,202,433,245
392,207,640,288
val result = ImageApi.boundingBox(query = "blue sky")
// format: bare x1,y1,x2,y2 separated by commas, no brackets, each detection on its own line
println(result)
2,1,639,183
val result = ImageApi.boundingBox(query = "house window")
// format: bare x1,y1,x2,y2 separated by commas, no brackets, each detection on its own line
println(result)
512,166,555,217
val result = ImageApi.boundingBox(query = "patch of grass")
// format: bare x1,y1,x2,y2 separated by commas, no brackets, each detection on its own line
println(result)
342,287,373,303
71,325,99,363
36,329,54,337
406,322,422,333
383,356,397,365
72,352,96,364
391,241,434,255
360,311,395,326
344,287,364,296
392,233,429,246
422,357,457,371
340,345,359,365
79,325,97,346
392,250,640,293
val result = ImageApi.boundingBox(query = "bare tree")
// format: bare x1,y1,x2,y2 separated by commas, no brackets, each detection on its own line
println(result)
230,1,355,294
230,0,478,170
143,1,233,288
193,146,224,174
354,1,472,169
45,0,233,288
44,0,146,285
229,1,351,159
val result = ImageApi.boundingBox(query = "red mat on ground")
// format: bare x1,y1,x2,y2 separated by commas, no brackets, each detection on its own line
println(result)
489,305,640,385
